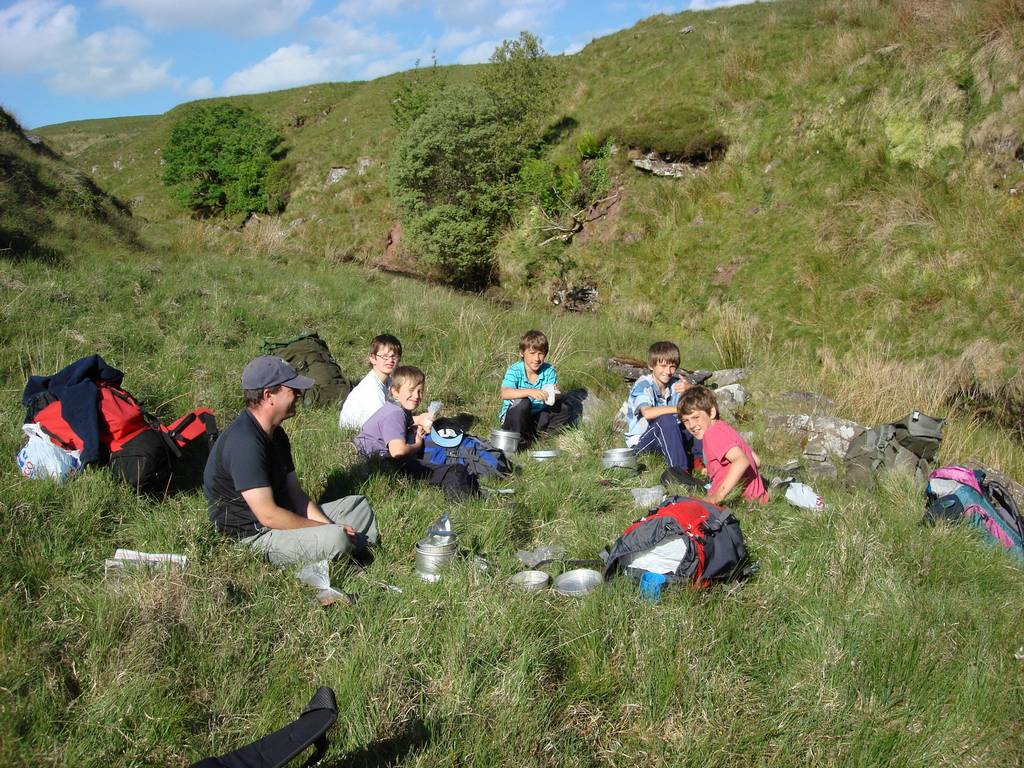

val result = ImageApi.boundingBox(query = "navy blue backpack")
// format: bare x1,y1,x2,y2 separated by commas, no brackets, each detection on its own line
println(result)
422,421,512,479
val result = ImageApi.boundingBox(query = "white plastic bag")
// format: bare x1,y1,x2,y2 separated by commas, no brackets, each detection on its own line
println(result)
784,482,826,510
16,424,82,482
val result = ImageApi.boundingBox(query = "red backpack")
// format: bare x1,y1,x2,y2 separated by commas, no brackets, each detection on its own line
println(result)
603,497,751,588
32,383,218,494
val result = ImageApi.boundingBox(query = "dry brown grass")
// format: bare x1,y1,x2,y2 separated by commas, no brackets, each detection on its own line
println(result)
809,344,959,426
238,216,299,259
702,299,770,369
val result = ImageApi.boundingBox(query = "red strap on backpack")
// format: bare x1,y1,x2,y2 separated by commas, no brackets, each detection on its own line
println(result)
162,408,218,447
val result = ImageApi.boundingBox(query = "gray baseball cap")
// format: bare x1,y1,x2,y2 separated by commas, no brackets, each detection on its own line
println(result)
241,356,315,391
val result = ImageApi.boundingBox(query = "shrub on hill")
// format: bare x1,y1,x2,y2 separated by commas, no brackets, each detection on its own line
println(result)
162,103,284,218
389,33,556,289
607,104,728,162
390,84,511,288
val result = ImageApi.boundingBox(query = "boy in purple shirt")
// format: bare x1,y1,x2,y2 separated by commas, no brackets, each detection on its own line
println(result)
356,366,475,500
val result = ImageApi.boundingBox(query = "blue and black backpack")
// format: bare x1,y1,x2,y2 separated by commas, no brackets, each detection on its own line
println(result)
422,418,513,479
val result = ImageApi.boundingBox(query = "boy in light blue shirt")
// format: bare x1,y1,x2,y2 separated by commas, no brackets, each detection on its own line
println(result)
498,330,574,443
624,341,699,472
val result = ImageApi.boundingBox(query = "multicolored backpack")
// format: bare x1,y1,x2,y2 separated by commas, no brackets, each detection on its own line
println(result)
925,465,1024,561
603,496,751,588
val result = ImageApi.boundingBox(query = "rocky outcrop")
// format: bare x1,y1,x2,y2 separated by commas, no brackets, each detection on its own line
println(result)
765,412,864,457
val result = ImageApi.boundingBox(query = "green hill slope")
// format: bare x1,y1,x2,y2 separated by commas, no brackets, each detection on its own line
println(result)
33,0,1024,363
0,108,138,262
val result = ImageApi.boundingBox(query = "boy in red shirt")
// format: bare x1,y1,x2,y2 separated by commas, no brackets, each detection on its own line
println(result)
677,386,769,505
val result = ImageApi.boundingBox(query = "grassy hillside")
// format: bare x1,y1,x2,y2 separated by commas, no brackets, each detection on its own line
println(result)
0,108,138,263
31,0,1024,368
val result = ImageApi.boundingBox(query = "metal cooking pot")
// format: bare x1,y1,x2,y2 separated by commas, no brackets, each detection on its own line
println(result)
601,447,638,470
490,429,521,454
415,537,457,581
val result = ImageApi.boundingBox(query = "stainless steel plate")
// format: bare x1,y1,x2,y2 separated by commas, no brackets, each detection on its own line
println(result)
552,568,602,596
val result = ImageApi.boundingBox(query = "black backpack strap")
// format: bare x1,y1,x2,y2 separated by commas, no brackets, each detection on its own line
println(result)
23,390,58,423
189,687,338,768
985,480,1024,541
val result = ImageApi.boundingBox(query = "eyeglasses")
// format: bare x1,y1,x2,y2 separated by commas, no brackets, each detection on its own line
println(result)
373,353,399,362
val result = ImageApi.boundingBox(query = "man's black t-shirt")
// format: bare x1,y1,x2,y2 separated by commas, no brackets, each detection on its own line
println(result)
203,409,295,539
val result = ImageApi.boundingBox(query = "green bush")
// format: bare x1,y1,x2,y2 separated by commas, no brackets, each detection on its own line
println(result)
576,130,602,160
390,56,447,131
390,84,512,288
162,103,284,217
389,34,556,289
607,104,728,161
265,158,296,214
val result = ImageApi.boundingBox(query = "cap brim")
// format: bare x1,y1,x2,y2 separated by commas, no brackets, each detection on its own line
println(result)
281,374,316,390
429,429,463,448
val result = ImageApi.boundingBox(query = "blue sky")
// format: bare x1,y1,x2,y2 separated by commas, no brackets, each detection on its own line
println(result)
1,0,750,128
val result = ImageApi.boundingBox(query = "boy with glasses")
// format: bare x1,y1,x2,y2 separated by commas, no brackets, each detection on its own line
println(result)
339,334,403,430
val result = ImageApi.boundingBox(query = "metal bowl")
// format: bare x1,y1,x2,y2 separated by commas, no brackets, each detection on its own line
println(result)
529,449,562,462
552,568,603,596
601,448,638,470
509,570,550,591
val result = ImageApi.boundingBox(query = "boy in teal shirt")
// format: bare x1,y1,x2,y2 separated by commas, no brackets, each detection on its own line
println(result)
498,330,574,442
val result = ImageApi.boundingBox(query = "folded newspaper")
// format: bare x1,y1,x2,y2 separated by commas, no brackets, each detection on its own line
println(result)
104,549,187,575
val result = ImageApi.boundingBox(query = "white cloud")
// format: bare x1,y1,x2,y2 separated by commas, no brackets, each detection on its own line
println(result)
561,40,584,55
0,5,180,98
437,26,482,51
456,39,499,64
333,0,410,17
101,0,313,37
187,76,215,97
0,0,78,74
46,27,177,97
223,44,334,94
360,47,425,79
493,6,542,33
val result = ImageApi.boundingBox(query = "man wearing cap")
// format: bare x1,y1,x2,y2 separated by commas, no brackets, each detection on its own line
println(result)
203,355,378,566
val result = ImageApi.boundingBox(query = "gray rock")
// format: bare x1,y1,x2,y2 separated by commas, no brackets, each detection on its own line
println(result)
711,368,746,386
632,152,703,178
326,166,349,184
715,383,747,410
680,25,695,34
113,159,123,171
765,413,864,457
802,438,829,463
356,157,373,175
806,462,838,480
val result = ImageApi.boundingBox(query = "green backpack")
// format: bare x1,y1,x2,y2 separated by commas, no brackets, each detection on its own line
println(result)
261,331,350,408
843,411,945,487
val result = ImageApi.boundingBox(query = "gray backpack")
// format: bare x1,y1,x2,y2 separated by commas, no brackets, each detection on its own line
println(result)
844,411,944,487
